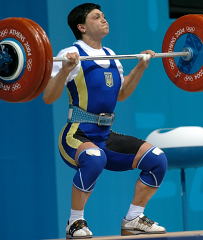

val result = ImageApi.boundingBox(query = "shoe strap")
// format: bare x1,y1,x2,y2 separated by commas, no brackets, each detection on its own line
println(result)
139,215,154,226
69,219,88,236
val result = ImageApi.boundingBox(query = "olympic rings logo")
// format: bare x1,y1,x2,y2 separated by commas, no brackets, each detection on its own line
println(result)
186,26,195,33
184,75,193,82
11,82,21,92
0,29,8,38
27,58,32,71
169,58,175,70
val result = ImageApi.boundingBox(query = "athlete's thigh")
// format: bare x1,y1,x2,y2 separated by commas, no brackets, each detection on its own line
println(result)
104,131,145,171
58,122,92,169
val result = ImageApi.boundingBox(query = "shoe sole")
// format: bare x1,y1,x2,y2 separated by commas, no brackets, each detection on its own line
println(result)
121,229,166,236
66,234,93,239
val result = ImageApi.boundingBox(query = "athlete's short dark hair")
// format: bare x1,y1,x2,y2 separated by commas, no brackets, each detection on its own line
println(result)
67,3,101,40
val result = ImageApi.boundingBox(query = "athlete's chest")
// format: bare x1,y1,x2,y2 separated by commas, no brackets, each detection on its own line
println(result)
81,61,120,90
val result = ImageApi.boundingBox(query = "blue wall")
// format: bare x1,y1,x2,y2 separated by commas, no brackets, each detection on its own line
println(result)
0,1,58,240
1,0,203,239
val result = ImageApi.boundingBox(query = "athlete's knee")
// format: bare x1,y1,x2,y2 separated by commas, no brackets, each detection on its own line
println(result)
137,147,168,187
73,148,107,192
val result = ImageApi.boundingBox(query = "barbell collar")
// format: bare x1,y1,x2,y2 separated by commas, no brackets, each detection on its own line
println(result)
53,51,191,62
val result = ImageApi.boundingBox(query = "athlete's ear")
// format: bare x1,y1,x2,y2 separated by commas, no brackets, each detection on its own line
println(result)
77,24,86,33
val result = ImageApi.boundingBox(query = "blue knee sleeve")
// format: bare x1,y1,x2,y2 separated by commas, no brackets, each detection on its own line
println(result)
73,148,107,192
137,147,168,187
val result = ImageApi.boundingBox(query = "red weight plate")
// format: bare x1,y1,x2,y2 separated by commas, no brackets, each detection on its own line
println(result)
162,14,203,92
0,17,46,102
20,18,53,101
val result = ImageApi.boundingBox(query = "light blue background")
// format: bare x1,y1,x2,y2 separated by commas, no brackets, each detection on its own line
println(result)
1,0,203,239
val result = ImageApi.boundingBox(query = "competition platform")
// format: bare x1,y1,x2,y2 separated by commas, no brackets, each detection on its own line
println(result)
47,230,203,240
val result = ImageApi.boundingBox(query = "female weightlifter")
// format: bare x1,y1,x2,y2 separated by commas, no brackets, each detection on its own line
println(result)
43,3,168,239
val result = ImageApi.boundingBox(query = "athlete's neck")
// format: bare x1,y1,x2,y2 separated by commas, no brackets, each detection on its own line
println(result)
81,37,102,49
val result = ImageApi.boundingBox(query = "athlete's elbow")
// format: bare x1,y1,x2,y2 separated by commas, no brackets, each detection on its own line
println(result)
43,95,53,104
43,93,57,104
117,95,125,101
117,90,128,101
43,86,61,104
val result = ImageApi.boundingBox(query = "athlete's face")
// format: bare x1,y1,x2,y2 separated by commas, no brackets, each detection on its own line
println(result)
79,9,109,39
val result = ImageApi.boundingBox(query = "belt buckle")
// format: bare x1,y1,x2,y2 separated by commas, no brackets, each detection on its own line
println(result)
98,113,114,126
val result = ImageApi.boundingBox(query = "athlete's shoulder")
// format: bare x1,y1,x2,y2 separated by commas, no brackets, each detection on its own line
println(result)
56,45,79,57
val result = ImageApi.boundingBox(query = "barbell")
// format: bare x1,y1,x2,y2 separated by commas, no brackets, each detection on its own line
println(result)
0,14,202,102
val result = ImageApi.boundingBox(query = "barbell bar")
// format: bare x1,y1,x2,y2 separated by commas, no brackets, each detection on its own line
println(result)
0,14,202,103
53,51,191,62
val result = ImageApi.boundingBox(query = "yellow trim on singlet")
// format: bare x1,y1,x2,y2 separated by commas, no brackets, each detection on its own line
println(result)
58,123,82,167
67,89,73,105
58,124,76,166
66,123,82,148
61,67,87,165
74,67,88,110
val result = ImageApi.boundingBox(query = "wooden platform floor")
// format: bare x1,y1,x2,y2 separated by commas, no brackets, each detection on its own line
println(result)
47,230,203,240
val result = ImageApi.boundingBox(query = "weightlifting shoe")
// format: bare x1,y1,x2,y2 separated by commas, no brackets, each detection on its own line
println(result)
121,213,166,235
66,219,93,239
